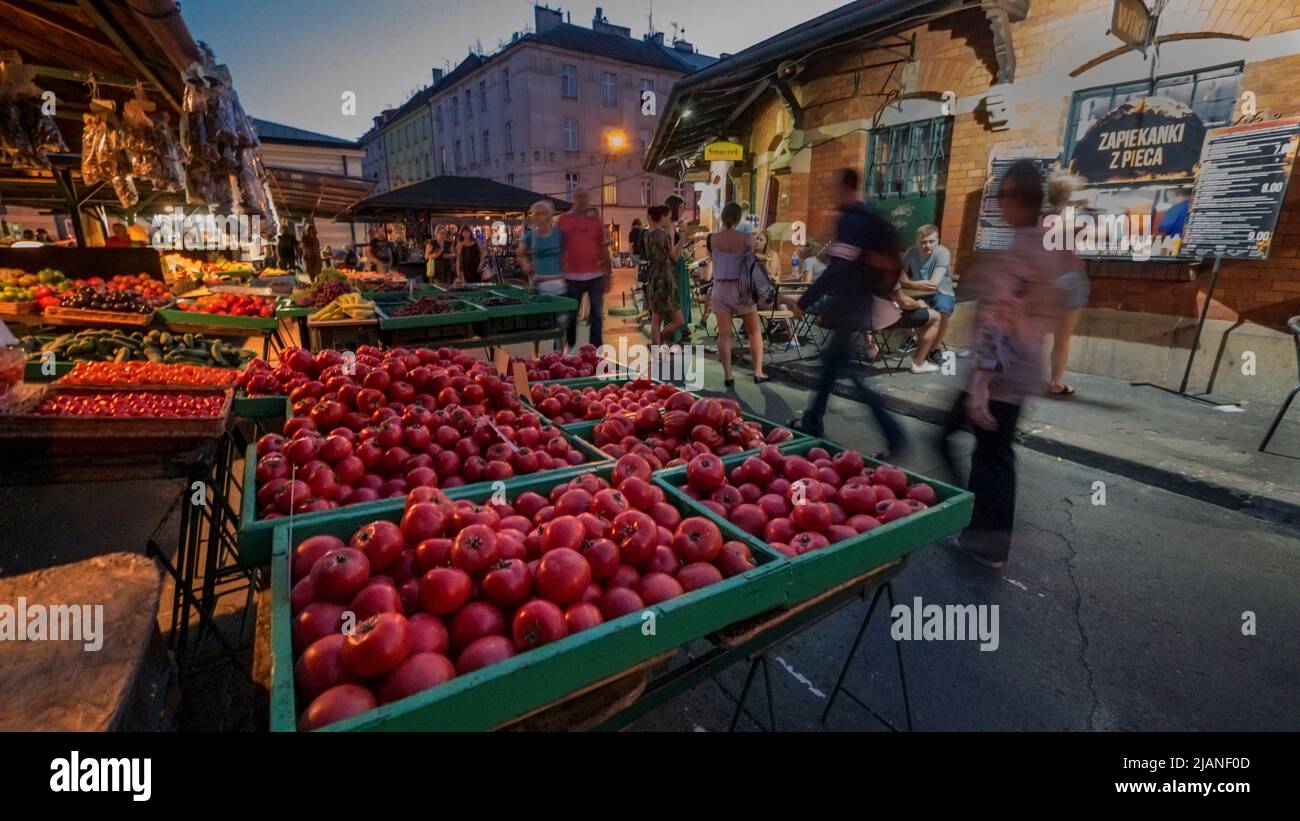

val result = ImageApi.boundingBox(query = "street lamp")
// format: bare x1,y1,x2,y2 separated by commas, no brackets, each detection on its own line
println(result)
601,129,628,227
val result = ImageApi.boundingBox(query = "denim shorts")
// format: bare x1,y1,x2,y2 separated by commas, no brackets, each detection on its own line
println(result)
923,292,955,315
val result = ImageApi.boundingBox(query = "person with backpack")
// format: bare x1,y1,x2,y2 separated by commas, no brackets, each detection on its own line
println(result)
707,201,772,387
789,169,906,457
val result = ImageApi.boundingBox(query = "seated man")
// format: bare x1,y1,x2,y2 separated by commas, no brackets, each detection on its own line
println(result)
868,282,942,374
897,224,953,364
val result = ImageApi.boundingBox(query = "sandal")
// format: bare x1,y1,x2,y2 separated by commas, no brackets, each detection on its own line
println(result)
1049,384,1075,397
754,374,772,384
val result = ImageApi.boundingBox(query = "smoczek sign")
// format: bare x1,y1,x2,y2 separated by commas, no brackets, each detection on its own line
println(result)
702,141,744,162
1069,96,1206,183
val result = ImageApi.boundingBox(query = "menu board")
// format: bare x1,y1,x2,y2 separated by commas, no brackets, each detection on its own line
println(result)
1181,116,1300,260
974,154,1058,250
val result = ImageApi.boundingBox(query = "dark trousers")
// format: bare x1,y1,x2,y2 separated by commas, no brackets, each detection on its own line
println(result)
801,329,906,455
565,277,605,349
939,392,1022,561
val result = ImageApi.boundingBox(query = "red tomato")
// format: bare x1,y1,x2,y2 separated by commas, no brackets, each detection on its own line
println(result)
339,612,412,678
512,599,568,650
535,548,592,606
299,684,376,731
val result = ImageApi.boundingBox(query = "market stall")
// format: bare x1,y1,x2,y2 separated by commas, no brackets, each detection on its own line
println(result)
214,343,973,731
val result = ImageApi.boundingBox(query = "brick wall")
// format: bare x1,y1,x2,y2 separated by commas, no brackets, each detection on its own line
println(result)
740,0,1300,329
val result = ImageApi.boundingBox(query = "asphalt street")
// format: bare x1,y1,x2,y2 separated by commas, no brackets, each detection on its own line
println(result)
626,365,1300,731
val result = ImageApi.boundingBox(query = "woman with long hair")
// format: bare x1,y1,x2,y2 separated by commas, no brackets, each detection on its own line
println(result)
455,224,483,283
643,205,685,345
751,230,781,281
708,202,769,386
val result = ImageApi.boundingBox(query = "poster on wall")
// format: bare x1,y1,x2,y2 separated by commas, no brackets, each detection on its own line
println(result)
1181,115,1300,260
973,150,1057,251
1064,95,1207,259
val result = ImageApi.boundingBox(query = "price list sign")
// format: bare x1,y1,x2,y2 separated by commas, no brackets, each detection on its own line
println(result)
974,154,1058,251
1181,115,1300,260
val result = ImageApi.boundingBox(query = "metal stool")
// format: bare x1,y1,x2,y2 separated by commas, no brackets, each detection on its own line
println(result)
1259,316,1300,452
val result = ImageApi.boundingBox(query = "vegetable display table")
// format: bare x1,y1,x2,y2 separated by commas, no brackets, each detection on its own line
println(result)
0,552,162,731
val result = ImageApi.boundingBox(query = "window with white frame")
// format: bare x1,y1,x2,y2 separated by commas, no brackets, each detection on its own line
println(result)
640,176,652,205
602,72,617,107
639,129,652,158
603,175,617,205
563,119,578,151
565,171,579,198
561,64,577,98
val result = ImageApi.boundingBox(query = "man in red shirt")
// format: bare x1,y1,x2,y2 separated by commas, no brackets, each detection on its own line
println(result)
556,187,611,349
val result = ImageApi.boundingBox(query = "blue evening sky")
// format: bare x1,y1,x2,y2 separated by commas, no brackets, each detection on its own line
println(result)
180,0,845,140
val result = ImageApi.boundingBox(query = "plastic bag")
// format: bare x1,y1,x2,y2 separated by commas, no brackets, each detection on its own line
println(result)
80,100,137,207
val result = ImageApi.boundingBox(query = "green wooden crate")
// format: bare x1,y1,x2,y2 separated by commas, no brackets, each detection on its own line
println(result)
158,306,279,332
268,464,791,732
23,358,72,382
653,438,973,605
378,299,487,331
233,390,287,418
565,408,807,456
237,428,612,567
275,300,314,319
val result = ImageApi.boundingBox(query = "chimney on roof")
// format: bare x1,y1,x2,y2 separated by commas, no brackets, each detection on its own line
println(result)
431,67,444,84
535,4,563,33
672,39,695,54
645,31,664,46
592,7,631,37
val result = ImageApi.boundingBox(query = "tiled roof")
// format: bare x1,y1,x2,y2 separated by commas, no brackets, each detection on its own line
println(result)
250,118,359,148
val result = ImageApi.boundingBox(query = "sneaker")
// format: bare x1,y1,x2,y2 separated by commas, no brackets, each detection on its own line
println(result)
941,537,1004,570
927,349,945,365
909,361,940,374
898,336,918,354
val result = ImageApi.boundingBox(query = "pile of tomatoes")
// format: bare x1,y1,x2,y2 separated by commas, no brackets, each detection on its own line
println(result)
676,446,939,557
177,292,273,318
60,361,236,388
511,344,607,381
37,389,226,418
592,394,793,465
105,274,172,306
250,346,590,518
291,457,755,730
528,377,675,425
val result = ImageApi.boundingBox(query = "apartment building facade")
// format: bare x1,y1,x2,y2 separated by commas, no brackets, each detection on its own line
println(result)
419,5,711,249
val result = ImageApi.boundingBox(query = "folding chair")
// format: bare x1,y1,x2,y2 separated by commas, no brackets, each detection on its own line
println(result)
760,285,801,357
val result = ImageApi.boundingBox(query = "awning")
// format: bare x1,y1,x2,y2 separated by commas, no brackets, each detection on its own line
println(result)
265,166,373,222
345,175,569,222
644,0,951,172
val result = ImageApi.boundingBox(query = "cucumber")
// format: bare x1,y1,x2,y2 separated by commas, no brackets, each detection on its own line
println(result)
143,346,164,363
158,332,172,346
209,342,227,367
113,347,130,363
